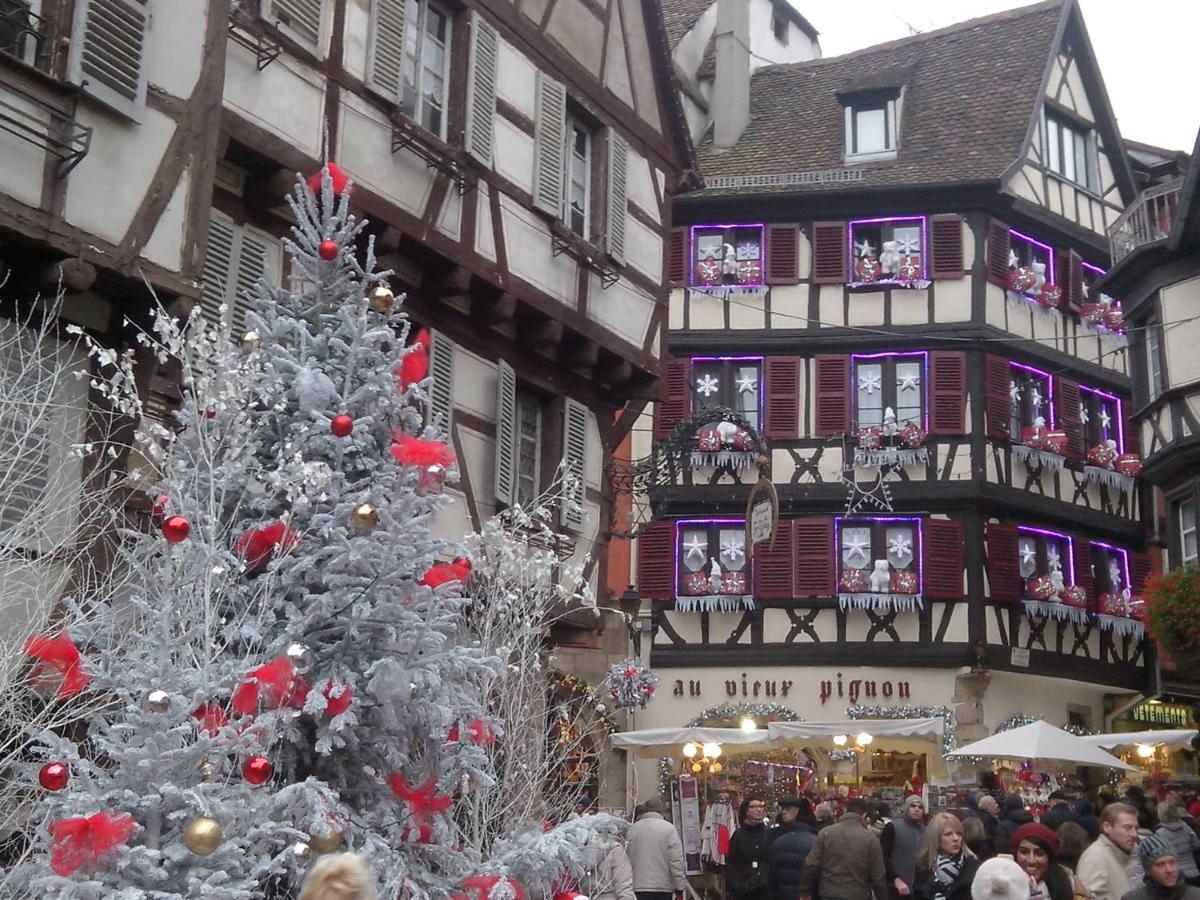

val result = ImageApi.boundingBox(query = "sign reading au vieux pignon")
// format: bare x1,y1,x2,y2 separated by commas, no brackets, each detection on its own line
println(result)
670,672,914,705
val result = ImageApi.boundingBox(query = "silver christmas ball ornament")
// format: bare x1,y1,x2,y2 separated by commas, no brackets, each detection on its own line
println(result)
145,689,170,713
290,841,313,865
285,642,314,673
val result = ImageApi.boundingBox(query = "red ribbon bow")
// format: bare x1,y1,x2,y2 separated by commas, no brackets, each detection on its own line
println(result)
399,329,430,389
231,656,309,715
25,632,91,699
447,718,496,746
390,432,456,469
420,557,472,589
388,773,452,829
233,521,300,573
49,811,135,875
306,162,352,197
460,875,526,900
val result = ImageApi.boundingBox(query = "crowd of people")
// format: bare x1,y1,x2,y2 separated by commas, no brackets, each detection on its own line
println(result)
615,787,1200,900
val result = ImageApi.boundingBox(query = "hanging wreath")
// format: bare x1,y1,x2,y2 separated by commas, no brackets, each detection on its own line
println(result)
602,659,659,711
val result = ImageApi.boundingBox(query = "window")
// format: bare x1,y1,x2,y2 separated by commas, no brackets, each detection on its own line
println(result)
562,115,590,237
690,224,764,287
1017,527,1073,596
1146,318,1166,400
849,216,926,285
771,11,788,43
402,0,451,138
269,0,325,48
1079,386,1121,451
1007,230,1054,301
1008,362,1053,440
514,390,541,507
199,211,282,336
1178,498,1197,566
66,0,149,120
691,357,761,431
678,520,748,598
853,352,924,431
1090,542,1129,597
1045,111,1099,192
843,93,899,160
838,517,920,598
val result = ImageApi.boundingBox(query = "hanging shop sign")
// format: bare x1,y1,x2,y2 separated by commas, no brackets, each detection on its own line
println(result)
1129,701,1193,727
745,476,779,552
667,671,915,705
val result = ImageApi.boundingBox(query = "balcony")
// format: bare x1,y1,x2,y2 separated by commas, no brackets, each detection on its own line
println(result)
1,1,51,74
1109,177,1184,265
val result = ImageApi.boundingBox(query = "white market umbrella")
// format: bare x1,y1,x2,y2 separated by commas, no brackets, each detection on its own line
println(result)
1080,730,1198,751
946,720,1135,770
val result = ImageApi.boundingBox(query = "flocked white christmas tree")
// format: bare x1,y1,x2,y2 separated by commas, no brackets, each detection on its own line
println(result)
3,167,610,898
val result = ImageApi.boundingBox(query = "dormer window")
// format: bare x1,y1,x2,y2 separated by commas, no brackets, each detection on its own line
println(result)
840,87,900,162
771,11,788,44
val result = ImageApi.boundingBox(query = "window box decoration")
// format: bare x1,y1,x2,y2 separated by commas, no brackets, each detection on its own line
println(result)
851,352,928,466
1144,564,1200,659
1007,361,1067,471
676,520,753,612
1092,543,1144,638
688,358,761,469
1084,441,1136,494
848,216,929,289
691,421,757,470
1005,230,1057,311
837,517,922,612
1017,527,1088,626
689,224,768,300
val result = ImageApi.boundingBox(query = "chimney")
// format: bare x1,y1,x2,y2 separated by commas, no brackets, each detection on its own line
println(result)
712,0,751,149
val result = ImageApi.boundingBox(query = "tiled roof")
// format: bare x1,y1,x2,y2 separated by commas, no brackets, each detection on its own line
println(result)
661,0,715,49
694,0,1066,195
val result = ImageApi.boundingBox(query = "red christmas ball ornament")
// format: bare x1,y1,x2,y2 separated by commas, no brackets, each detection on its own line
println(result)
330,414,353,438
242,755,273,785
162,515,190,543
151,494,169,521
39,762,70,791
323,681,353,717
318,240,339,261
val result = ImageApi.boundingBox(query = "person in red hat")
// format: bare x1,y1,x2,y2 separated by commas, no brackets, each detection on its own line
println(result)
1011,823,1088,900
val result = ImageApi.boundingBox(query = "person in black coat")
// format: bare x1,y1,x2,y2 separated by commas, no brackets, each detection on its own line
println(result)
1041,792,1085,832
913,813,980,900
769,798,818,900
993,795,1034,857
1073,797,1100,841
728,797,774,900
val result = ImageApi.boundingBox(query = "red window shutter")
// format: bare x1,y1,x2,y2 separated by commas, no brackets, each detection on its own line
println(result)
986,220,1011,288
1073,537,1094,608
813,354,850,437
923,518,964,599
1055,376,1085,462
668,227,688,287
1129,551,1153,596
755,519,795,599
763,356,800,439
653,358,691,441
929,214,964,279
637,520,676,601
1123,405,1140,455
1067,250,1084,314
794,517,834,598
929,351,967,435
765,224,800,284
986,521,1023,603
984,354,1013,441
1053,248,1072,313
811,221,847,284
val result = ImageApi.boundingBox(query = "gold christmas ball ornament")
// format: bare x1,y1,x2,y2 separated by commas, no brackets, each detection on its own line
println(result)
285,642,314,674
144,689,171,713
367,285,395,313
350,502,379,535
240,330,261,347
183,816,224,856
290,841,313,865
307,830,342,853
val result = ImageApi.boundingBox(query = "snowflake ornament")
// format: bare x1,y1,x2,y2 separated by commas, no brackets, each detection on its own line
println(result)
895,235,920,255
735,373,758,395
695,374,720,398
888,534,913,559
1047,545,1062,573
720,535,746,564
858,371,882,395
1099,408,1112,430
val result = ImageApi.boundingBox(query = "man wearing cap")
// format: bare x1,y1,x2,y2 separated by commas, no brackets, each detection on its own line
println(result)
882,796,928,900
770,798,818,900
1078,802,1140,900
1042,793,1084,832
1120,833,1200,900
800,797,889,900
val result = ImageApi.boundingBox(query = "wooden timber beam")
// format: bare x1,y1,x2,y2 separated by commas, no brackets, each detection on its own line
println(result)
470,291,517,326
523,316,563,351
560,334,599,370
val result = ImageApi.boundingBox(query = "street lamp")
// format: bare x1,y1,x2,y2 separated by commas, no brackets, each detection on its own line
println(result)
740,717,757,732
683,742,698,759
856,732,874,747
833,734,848,746
1136,743,1155,759
702,742,722,759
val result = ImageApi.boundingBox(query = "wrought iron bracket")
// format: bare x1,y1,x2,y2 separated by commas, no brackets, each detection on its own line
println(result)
0,78,91,176
228,5,282,70
550,224,619,288
391,118,473,196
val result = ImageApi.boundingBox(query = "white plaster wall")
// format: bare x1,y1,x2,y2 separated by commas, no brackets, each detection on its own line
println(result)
669,288,685,330
626,150,658,225
141,170,188,271
144,0,205,99
671,3,717,81
436,189,462,241
500,195,578,303
770,285,805,325
64,108,176,245
623,217,664,285
476,183,497,262
224,41,324,159
343,0,371,82
1062,59,1095,121
496,37,538,117
0,94,47,208
847,291,885,326
587,275,655,347
1161,276,1200,387
336,95,435,216
748,0,820,68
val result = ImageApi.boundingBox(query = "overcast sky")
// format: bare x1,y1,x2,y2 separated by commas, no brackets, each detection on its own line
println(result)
807,0,1198,155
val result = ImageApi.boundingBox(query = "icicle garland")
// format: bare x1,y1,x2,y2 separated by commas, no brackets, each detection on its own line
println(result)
689,450,758,470
837,592,923,612
1095,614,1145,639
1022,599,1090,626
853,447,928,468
601,659,659,711
1082,466,1135,495
673,593,755,613
1012,444,1065,471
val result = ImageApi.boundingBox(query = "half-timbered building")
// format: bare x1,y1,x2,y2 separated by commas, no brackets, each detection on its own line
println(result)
1096,128,1200,707
627,0,1154,780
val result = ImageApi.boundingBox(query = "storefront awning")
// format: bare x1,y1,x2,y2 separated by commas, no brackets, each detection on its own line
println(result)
610,726,777,758
1080,729,1199,751
766,718,945,740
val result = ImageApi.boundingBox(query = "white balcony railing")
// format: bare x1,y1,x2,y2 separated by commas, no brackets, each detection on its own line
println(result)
1109,177,1184,265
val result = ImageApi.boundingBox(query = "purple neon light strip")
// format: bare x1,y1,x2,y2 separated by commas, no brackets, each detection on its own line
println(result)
1082,262,1106,277
1010,361,1056,428
689,223,767,288
1018,525,1075,585
848,216,929,281
1089,540,1131,593
835,516,923,591
1010,229,1056,286
691,356,764,362
850,352,930,432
